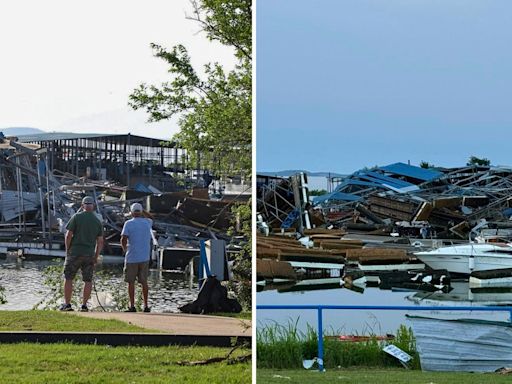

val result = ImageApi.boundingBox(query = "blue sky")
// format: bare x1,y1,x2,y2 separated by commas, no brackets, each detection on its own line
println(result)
256,0,512,173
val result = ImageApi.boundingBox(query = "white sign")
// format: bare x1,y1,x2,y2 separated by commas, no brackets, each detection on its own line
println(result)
383,345,412,363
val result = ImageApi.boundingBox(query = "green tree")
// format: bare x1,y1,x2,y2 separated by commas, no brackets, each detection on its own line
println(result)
129,0,252,179
130,0,252,308
227,201,251,309
419,161,434,169
467,156,490,167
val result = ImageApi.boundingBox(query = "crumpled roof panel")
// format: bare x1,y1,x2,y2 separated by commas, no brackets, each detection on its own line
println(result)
313,191,361,204
380,162,443,182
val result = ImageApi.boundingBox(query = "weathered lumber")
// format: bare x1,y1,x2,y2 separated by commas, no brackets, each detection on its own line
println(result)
317,241,364,250
367,196,417,214
303,228,346,236
256,259,297,280
308,234,343,240
256,246,281,259
345,248,408,261
279,253,345,263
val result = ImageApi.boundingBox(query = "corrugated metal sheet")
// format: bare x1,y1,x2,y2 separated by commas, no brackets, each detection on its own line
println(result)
358,170,416,189
0,190,40,221
380,162,443,181
317,163,438,205
336,179,383,190
18,132,117,141
313,191,361,204
408,315,512,372
17,132,170,147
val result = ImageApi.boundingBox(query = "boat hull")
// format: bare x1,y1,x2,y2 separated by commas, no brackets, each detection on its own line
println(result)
415,245,512,274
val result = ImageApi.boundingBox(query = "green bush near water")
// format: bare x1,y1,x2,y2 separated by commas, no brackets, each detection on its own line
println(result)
257,319,419,369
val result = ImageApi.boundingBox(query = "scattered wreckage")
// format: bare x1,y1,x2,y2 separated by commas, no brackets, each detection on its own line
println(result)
257,162,512,293
0,134,247,272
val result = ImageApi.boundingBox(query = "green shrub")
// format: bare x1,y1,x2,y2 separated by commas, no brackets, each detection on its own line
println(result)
257,318,419,369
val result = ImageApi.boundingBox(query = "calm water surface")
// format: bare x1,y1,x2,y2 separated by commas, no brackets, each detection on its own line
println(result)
257,282,510,334
0,256,198,312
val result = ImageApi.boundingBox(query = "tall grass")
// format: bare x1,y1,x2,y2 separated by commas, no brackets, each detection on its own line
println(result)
257,319,419,369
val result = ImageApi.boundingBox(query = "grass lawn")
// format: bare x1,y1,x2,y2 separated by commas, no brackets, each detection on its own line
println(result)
257,368,511,383
0,343,251,383
0,310,251,382
214,311,252,320
0,310,158,333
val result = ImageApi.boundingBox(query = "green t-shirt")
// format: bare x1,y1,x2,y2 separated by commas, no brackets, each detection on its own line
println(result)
66,211,103,257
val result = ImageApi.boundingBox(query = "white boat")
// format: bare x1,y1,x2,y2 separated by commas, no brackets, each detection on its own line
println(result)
414,243,512,274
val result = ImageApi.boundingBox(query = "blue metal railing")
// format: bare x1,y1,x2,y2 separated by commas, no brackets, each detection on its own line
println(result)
257,304,512,372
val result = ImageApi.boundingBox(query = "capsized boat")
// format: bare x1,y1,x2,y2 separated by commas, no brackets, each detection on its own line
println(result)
414,243,512,274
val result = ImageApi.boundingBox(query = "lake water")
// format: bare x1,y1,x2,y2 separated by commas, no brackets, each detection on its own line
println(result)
0,255,198,312
257,282,511,335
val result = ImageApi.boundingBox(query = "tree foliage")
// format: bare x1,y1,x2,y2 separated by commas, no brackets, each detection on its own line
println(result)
129,0,252,178
130,0,252,308
419,161,434,169
467,156,491,167
227,201,251,309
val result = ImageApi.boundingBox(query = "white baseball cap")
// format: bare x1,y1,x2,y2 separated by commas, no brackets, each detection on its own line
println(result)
130,203,143,212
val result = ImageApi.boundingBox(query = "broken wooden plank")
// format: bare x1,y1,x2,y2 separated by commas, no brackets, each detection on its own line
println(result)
345,248,408,261
256,259,297,280
303,228,346,236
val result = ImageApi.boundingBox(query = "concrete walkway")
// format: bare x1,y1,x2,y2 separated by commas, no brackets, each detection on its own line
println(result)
75,312,251,337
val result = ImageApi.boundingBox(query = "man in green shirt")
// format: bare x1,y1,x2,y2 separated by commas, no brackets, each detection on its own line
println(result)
60,196,104,312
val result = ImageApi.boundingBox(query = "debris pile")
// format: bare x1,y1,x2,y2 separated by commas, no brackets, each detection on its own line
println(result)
256,162,512,294
258,163,512,241
0,135,247,272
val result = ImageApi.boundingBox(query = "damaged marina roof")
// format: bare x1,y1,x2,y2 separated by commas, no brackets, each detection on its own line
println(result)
258,161,512,239
313,162,438,204
379,162,443,182
17,132,176,148
0,134,246,263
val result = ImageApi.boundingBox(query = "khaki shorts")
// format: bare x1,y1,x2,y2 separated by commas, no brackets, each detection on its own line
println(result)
64,256,95,282
124,262,149,284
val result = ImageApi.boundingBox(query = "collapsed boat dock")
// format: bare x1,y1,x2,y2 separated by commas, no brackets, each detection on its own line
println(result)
257,163,512,295
0,132,250,273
